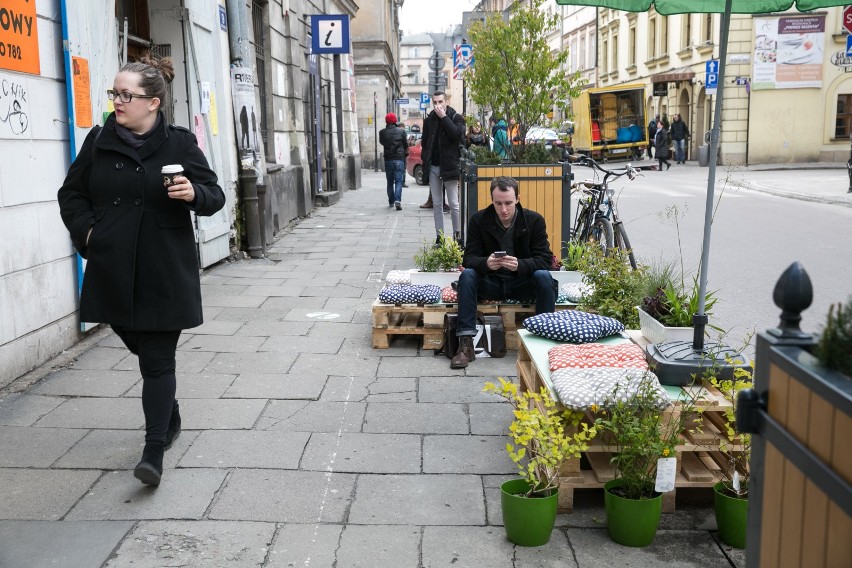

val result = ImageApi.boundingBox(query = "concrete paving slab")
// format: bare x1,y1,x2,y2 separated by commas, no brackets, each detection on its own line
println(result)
349,474,485,525
363,402,468,434
0,469,101,520
378,356,466,378
214,307,291,322
180,334,266,353
34,397,143,429
0,520,134,568
97,332,126,348
209,469,356,522
300,285,366,298
282,308,356,323
266,523,342,567
54,429,199,470
184,320,244,336
200,284,249,296
104,520,275,568
204,351,297,375
66,469,226,520
421,526,520,568
460,355,518,377
337,335,425,357
288,353,379,378
123,373,237,399
321,375,417,403
115,350,216,374
202,305,225,320
69,347,128,370
482,474,516,526
469,402,513,435
423,435,516,474
258,335,344,354
179,430,310,469
30,369,140,397
223,372,327,399
257,400,366,433
300,433,421,473
305,321,372,338
420,376,504,403
177,399,268,429
202,295,266,308
260,296,329,310
234,320,314,336
323,296,373,311
0,426,87,467
567,528,734,567
242,285,306,297
336,524,422,568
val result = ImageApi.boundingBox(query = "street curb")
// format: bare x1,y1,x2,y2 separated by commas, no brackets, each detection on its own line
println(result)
729,180,852,208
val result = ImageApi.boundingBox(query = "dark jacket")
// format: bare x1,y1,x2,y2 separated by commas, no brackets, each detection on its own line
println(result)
670,118,689,141
379,123,409,160
57,112,225,330
421,105,466,180
463,203,554,278
654,128,670,159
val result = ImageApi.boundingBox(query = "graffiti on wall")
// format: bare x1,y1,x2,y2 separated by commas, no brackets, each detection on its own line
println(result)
0,74,28,135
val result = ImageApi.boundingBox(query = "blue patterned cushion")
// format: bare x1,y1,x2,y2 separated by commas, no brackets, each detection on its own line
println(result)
522,310,624,343
551,367,671,411
560,282,592,303
378,284,441,305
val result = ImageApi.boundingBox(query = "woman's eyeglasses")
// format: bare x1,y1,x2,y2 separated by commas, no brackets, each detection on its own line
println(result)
107,90,155,103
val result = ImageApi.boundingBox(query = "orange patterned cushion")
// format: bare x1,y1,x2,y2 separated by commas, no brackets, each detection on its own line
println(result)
548,343,648,372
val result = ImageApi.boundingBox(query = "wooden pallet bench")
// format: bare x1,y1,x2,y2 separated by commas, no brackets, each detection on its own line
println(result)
371,300,576,350
516,328,738,513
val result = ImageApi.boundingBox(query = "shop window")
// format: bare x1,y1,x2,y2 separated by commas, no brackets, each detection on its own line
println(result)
836,94,852,139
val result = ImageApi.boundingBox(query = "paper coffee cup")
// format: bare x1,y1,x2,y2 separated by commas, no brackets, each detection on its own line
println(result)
161,164,184,188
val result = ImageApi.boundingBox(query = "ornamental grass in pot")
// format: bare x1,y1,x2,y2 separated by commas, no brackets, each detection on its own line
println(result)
483,378,597,547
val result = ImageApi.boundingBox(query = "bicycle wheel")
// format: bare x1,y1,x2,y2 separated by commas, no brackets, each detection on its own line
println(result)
614,222,637,270
588,217,614,253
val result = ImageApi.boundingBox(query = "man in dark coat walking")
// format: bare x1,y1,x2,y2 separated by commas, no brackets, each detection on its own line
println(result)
647,114,659,159
670,113,690,164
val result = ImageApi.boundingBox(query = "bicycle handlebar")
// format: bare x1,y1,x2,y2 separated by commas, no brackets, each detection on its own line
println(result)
568,154,639,181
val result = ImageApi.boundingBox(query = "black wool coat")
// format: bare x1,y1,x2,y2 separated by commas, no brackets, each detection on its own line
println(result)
462,203,554,278
58,112,225,330
654,128,670,160
421,106,466,180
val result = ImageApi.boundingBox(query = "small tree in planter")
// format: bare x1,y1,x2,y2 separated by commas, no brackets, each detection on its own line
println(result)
815,296,852,377
466,0,582,164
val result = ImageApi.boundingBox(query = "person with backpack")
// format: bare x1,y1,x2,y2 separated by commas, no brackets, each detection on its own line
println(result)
647,114,659,159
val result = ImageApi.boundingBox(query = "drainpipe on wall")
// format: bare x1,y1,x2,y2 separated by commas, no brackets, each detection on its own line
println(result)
226,0,263,258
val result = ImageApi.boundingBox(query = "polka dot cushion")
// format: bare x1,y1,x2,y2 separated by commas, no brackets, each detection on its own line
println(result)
503,298,537,305
548,343,649,372
551,367,671,411
560,282,593,303
378,284,442,305
386,270,413,285
523,310,624,343
441,286,458,303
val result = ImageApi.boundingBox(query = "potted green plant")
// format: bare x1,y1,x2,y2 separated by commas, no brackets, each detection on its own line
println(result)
410,231,464,286
593,372,696,547
702,359,753,549
577,245,647,329
638,276,718,344
483,378,597,547
815,297,852,378
552,240,587,286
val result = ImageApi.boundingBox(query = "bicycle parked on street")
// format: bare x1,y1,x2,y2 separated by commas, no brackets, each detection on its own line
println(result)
568,155,639,270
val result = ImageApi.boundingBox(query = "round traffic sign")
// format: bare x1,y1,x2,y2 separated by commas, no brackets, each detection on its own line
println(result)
428,55,445,71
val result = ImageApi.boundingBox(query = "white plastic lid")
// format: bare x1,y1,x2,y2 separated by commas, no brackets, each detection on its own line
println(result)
161,164,183,174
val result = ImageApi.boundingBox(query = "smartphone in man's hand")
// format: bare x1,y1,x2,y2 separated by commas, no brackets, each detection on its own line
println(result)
493,251,507,258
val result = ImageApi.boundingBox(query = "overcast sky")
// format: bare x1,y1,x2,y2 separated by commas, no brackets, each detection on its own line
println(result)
398,0,479,36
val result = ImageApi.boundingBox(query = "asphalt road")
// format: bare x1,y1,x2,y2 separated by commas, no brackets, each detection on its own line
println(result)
569,163,852,352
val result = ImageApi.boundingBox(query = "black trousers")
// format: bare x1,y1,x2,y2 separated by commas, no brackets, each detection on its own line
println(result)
112,326,180,444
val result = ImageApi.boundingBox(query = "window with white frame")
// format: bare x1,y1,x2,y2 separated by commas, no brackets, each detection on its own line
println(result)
611,33,618,74
648,15,657,58
661,16,668,56
681,14,692,49
602,38,609,74
579,34,586,70
629,25,636,66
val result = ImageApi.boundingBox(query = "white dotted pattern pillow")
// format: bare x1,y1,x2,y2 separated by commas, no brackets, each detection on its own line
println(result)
523,310,624,343
548,343,648,372
551,367,671,411
386,270,413,285
378,284,442,305
560,282,593,303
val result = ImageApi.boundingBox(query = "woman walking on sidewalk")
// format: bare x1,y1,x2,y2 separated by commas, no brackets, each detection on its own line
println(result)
654,120,671,171
58,56,225,487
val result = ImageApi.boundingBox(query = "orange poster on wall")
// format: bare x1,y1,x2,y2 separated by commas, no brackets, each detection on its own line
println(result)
71,56,92,127
0,0,41,75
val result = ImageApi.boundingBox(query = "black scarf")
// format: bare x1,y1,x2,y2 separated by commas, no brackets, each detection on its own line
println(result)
115,112,163,149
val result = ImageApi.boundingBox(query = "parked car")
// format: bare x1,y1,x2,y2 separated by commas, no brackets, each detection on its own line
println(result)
525,126,565,150
406,141,427,185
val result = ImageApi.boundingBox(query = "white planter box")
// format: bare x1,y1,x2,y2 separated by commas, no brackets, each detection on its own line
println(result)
551,271,582,285
410,270,463,287
636,306,694,344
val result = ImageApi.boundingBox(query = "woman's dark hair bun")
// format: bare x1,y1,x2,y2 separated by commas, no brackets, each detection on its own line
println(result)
136,54,175,84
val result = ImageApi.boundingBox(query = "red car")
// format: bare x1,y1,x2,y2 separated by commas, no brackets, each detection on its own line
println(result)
405,142,428,185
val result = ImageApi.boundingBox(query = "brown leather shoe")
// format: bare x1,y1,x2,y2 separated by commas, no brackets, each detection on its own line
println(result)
450,336,476,369
420,199,434,209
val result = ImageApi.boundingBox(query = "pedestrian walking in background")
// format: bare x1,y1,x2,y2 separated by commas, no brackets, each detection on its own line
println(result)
57,56,226,487
379,113,408,210
491,117,510,159
647,114,659,159
397,122,410,187
670,113,690,164
421,91,466,243
467,121,488,148
654,120,671,170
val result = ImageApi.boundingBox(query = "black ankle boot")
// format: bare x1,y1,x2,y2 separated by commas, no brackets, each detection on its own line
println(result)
134,442,164,486
164,400,181,450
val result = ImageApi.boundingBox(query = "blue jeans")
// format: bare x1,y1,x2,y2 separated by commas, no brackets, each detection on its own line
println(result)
456,269,557,335
674,139,686,162
385,160,404,204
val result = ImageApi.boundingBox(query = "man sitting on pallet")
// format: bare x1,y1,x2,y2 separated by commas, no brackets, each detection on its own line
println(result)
451,176,558,369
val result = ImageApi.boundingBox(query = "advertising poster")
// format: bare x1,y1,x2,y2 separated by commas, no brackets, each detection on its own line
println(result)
230,66,259,166
0,0,40,75
71,56,92,127
753,15,825,90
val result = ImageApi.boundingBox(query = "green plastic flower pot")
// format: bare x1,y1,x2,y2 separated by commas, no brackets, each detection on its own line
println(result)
604,479,663,547
714,481,748,549
500,478,558,547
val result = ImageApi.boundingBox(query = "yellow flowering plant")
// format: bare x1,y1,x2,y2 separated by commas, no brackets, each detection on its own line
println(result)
483,378,597,497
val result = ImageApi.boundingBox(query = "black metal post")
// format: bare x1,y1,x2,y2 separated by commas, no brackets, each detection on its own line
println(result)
239,168,263,259
374,92,378,172
847,136,852,192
